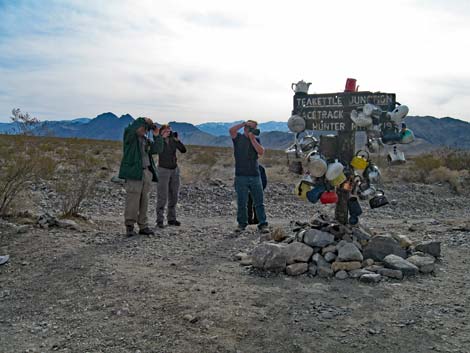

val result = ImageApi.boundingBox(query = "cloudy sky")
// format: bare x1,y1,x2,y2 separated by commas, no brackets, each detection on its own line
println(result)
1,0,469,123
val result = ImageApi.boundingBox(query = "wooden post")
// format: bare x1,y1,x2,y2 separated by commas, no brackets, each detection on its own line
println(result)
335,129,355,224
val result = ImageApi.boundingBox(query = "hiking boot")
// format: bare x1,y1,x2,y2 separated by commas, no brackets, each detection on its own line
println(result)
126,225,137,237
257,224,270,234
234,225,247,233
156,222,166,229
139,227,155,236
168,220,181,226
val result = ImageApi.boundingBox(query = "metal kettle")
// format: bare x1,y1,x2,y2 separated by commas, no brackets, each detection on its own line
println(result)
291,80,311,94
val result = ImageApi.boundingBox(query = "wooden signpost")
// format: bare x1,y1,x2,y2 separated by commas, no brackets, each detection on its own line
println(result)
292,90,396,224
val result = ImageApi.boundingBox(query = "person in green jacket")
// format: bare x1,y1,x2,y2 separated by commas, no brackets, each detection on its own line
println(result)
119,117,169,237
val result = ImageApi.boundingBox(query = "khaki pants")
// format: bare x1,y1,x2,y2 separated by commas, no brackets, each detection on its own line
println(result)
124,169,153,228
156,166,180,223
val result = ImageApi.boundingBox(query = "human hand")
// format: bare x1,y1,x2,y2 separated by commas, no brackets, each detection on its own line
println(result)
152,126,160,136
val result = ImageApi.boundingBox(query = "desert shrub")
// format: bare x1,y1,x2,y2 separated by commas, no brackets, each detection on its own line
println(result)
54,153,104,217
0,137,56,216
443,151,470,171
425,166,462,193
413,154,442,172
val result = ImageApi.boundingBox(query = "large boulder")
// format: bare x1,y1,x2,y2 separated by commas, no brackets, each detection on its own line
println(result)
337,243,363,262
283,242,314,265
303,229,335,248
383,254,419,276
252,243,287,272
415,241,441,257
363,236,407,261
406,255,435,274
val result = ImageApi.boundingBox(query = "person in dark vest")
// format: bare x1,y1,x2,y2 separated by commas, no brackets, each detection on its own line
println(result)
156,124,187,228
229,120,269,233
248,164,267,224
119,117,169,237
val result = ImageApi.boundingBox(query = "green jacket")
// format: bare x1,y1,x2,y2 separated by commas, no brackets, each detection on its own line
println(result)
118,118,164,182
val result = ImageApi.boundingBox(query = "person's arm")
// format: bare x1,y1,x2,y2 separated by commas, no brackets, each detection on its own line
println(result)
249,134,264,156
173,136,187,153
229,122,246,139
123,117,146,145
149,130,164,154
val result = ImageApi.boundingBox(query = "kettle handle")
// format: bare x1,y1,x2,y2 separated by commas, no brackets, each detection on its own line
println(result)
291,83,297,92
375,189,385,196
356,150,370,161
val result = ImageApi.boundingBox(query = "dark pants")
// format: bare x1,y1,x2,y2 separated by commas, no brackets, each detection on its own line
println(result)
247,193,259,224
234,175,267,228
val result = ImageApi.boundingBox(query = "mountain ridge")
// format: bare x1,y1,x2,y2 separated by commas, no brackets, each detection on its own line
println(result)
1,113,469,150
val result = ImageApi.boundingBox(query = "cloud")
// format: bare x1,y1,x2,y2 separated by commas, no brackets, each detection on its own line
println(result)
0,0,469,123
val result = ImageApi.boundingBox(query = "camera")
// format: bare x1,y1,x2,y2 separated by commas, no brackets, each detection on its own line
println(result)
146,122,158,131
247,126,260,136
169,131,178,138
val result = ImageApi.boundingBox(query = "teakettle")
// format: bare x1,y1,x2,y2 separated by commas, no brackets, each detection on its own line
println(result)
325,159,344,181
291,80,311,94
364,163,381,184
294,180,312,201
350,110,372,128
320,190,338,204
400,128,414,144
306,150,327,177
288,114,306,133
387,105,409,124
306,183,326,204
350,150,369,171
299,135,318,154
358,183,376,200
330,171,346,187
363,103,382,117
348,196,363,217
369,190,389,209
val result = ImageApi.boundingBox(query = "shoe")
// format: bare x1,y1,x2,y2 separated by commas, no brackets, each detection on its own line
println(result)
126,225,137,237
168,220,181,226
139,227,155,236
234,225,246,233
258,224,270,234
156,222,166,229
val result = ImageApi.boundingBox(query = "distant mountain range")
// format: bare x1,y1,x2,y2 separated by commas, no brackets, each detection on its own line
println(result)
1,113,470,151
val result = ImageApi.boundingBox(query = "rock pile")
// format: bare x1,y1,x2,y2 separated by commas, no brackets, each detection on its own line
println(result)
239,218,441,283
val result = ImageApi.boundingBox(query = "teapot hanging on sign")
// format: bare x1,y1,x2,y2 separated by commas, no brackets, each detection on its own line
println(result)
350,150,369,171
320,190,338,204
306,150,327,177
369,190,389,209
291,80,311,94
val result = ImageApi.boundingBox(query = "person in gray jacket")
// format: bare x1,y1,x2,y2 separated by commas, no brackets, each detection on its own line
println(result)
156,124,187,228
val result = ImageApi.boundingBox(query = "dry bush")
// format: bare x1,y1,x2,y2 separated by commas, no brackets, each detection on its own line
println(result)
425,167,462,193
0,136,56,216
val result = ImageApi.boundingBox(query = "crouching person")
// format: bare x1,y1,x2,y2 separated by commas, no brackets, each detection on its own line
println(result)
119,117,170,237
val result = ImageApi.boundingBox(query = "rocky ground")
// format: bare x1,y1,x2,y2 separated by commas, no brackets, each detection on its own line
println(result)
1,175,470,353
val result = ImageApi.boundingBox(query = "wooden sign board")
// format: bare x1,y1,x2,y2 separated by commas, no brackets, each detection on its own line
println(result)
292,91,396,131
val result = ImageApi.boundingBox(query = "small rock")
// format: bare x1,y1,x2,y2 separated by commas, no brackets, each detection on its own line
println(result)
406,255,435,274
303,229,335,248
183,314,198,323
324,252,337,263
335,270,348,280
16,225,29,234
383,254,419,276
321,245,337,255
317,266,334,278
240,256,252,266
332,261,361,272
376,268,403,279
283,242,314,265
360,273,382,283
348,269,374,278
362,258,375,267
234,252,248,261
337,243,363,262
392,234,413,249
415,241,441,258
57,219,80,230
308,263,317,276
286,262,308,276
272,227,288,242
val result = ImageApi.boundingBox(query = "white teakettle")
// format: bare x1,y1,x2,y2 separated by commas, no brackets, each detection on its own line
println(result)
306,150,327,177
325,159,344,181
351,109,372,128
387,105,409,124
291,80,311,94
